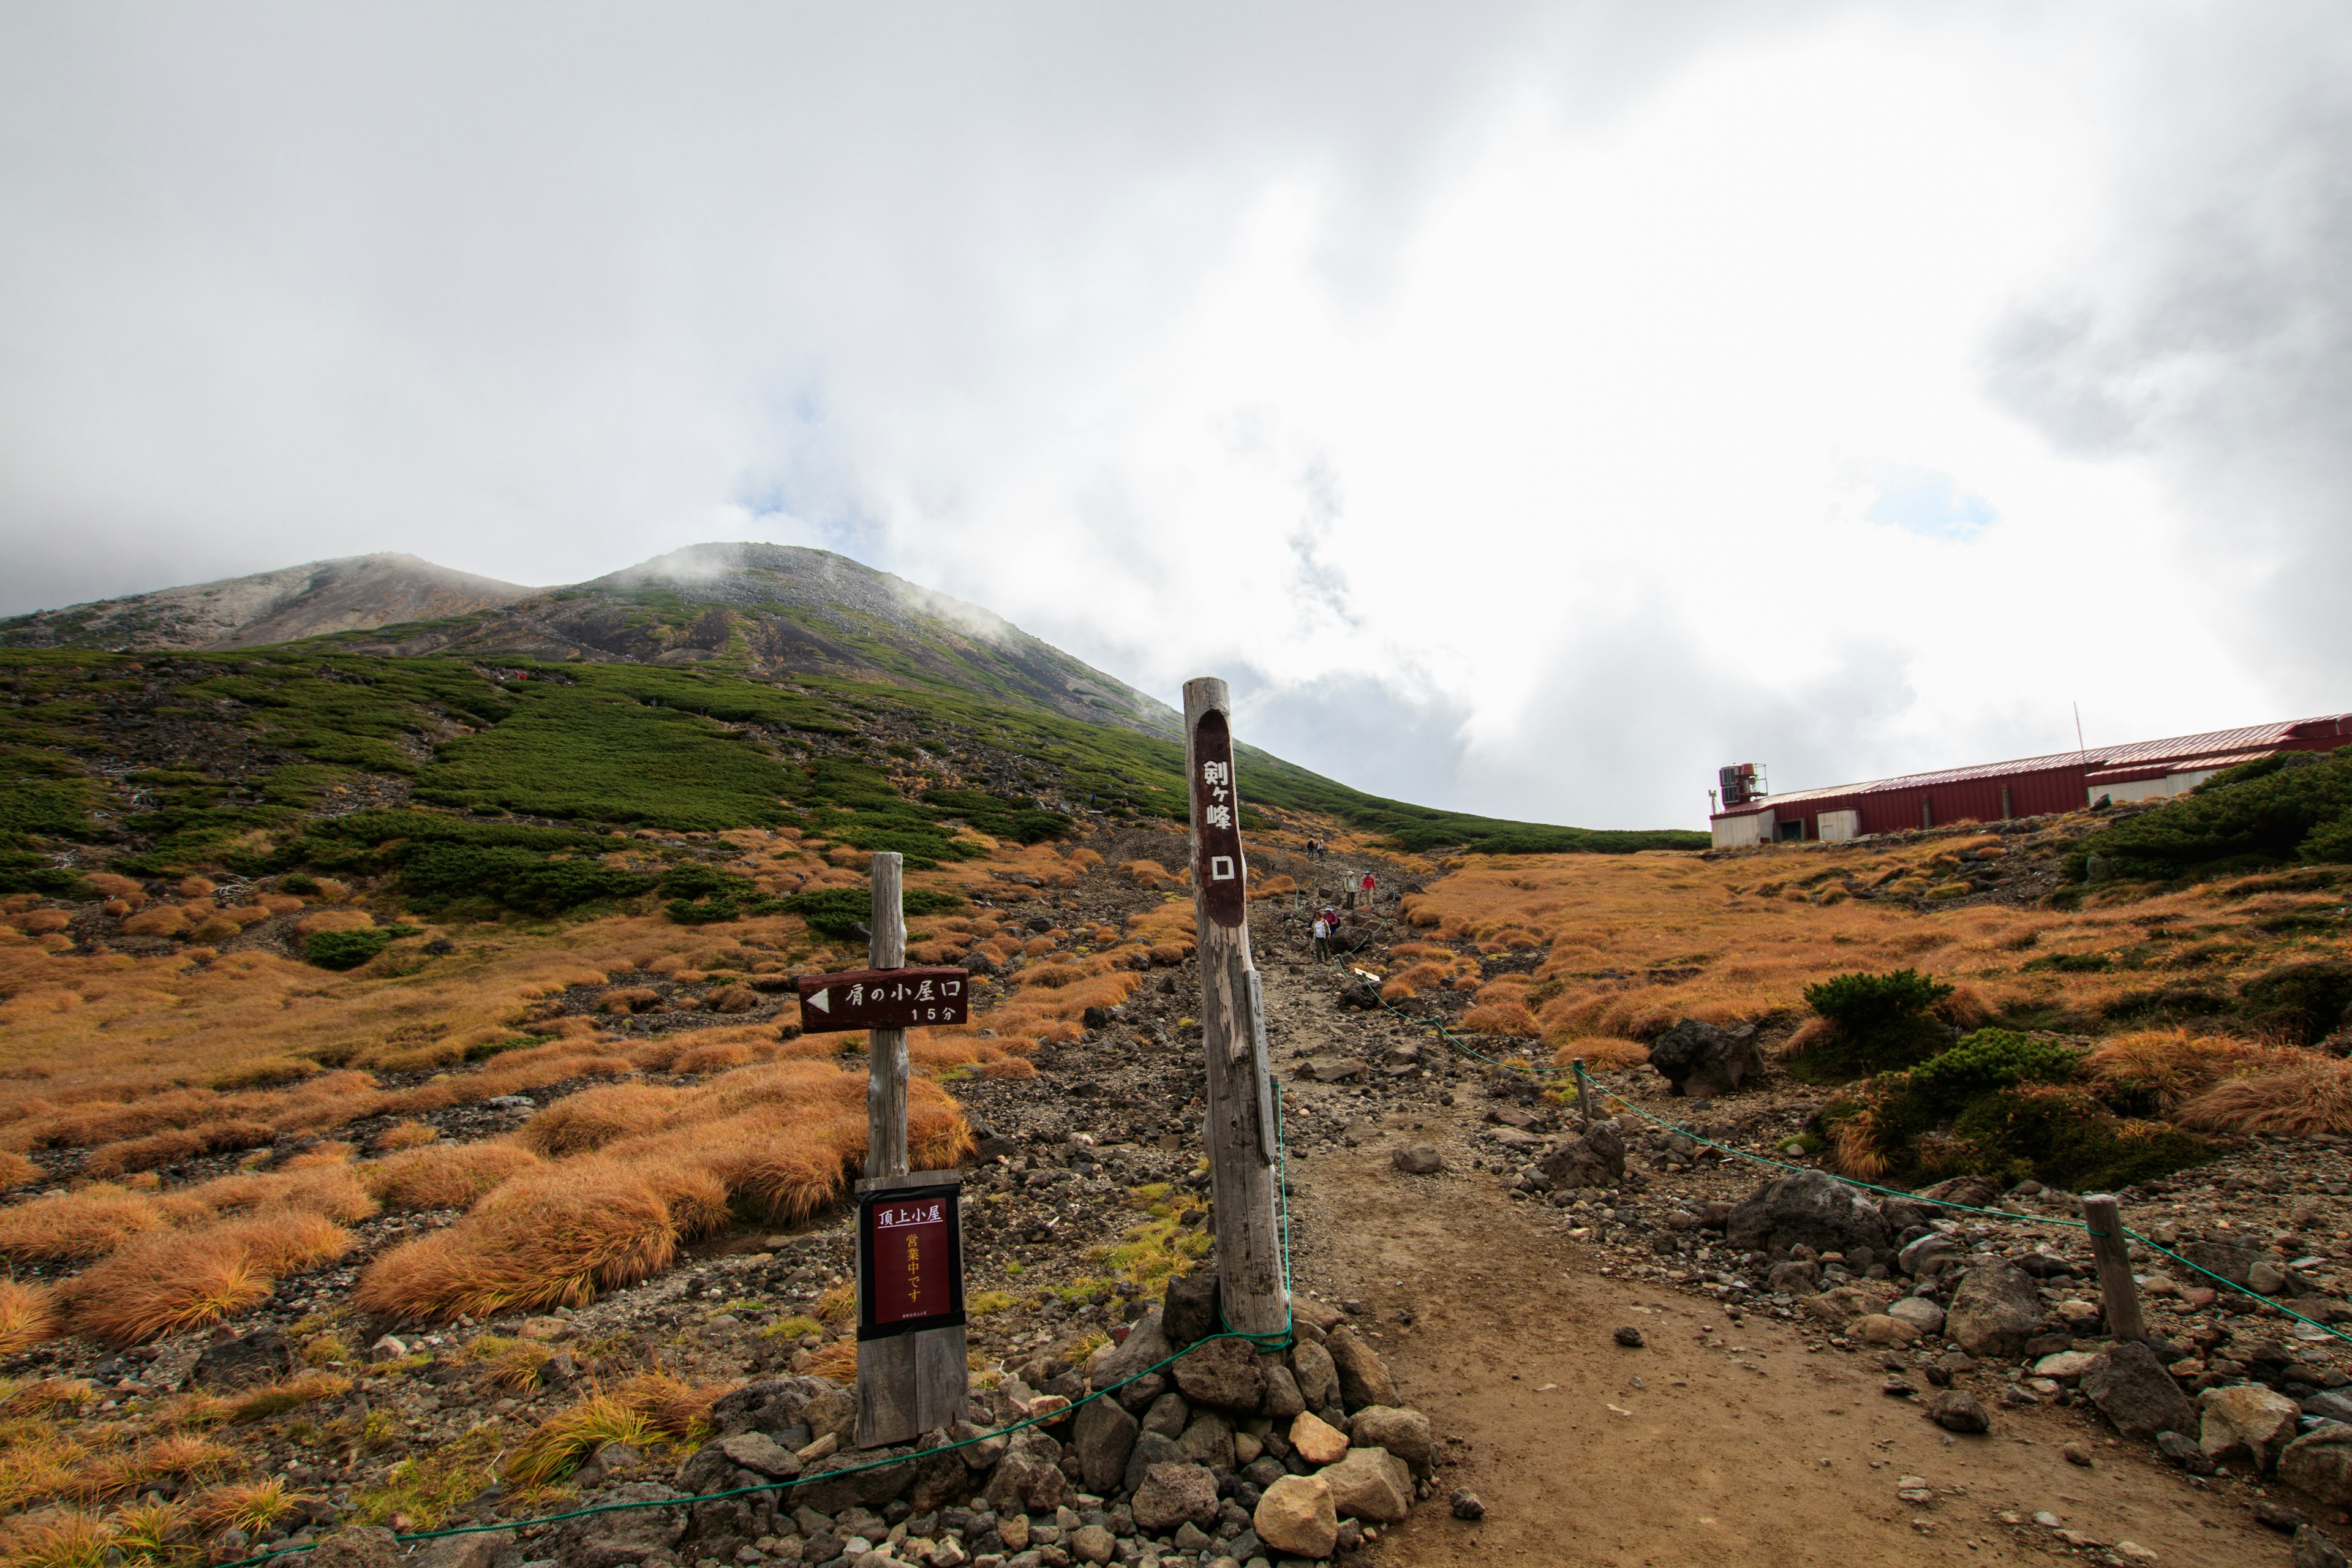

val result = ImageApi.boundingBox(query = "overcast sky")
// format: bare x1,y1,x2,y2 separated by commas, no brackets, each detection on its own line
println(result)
3,3,2346,829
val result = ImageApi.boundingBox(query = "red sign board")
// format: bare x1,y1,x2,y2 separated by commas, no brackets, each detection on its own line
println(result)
1191,710,1247,929
857,1182,965,1339
795,967,971,1033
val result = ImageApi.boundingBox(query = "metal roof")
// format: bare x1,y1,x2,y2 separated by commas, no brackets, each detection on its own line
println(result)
1719,713,2351,815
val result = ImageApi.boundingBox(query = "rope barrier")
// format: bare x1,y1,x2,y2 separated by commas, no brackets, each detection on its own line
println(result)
1367,984,2352,1349
216,1090,1299,1568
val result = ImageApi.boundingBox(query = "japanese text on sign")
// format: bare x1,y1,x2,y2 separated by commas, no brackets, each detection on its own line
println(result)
796,967,971,1033
1191,712,1246,927
858,1183,965,1338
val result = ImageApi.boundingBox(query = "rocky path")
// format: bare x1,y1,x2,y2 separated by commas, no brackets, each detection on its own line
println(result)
1254,963,2289,1568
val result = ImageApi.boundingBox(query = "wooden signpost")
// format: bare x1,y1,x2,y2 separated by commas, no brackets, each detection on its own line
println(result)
1184,677,1289,1339
792,851,970,1446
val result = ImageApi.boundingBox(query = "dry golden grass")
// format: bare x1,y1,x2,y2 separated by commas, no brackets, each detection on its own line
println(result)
358,1161,675,1319
62,1212,352,1344
502,1393,654,1487
1548,1035,1651,1069
0,1282,59,1355
2079,1029,2290,1109
0,1156,37,1191
371,1120,439,1154
804,1338,857,1381
517,1085,685,1156
2176,1054,2352,1136
0,1186,165,1262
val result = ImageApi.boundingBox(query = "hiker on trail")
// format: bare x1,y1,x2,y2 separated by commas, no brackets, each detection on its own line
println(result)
1360,870,1376,905
1311,912,1332,963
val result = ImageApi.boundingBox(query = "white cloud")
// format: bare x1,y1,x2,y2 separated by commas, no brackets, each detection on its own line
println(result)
1,2,2343,828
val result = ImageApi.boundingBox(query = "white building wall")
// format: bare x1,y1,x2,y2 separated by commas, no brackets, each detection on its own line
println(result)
1816,809,1862,842
1711,810,1773,849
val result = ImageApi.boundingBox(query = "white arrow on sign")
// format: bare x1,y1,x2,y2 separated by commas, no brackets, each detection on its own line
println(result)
807,989,830,1014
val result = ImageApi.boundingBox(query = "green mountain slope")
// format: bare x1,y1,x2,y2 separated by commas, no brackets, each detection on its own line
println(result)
0,544,1703,900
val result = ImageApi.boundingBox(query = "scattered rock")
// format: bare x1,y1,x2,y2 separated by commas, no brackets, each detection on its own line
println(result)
1324,1326,1398,1409
1130,1461,1221,1532
2283,1425,2352,1507
1926,1392,1989,1433
1646,1019,1766,1098
2081,1342,2198,1442
1290,1338,1340,1411
306,1527,398,1568
1887,1297,1945,1336
1540,1120,1627,1190
1318,1445,1414,1523
1253,1475,1338,1559
1289,1411,1351,1468
1392,1144,1443,1175
1945,1264,2043,1360
1855,1314,1921,1347
2062,1442,2092,1468
2200,1384,2302,1473
1724,1169,1891,1258
1613,1326,1645,1349
1450,1488,1485,1521
1348,1406,1434,1475
1162,1275,1219,1349
1172,1336,1264,1412
2032,1351,2100,1384
2300,1525,2352,1568
1070,1396,1139,1493
2155,1431,2215,1474
190,1325,291,1390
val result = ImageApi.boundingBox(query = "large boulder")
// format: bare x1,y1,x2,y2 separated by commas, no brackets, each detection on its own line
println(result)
982,1430,1066,1515
707,1377,826,1439
552,1483,685,1568
2081,1342,2198,1442
1324,1327,1398,1411
2283,1426,2352,1507
1945,1264,2044,1360
1725,1170,1891,1258
1318,1446,1413,1523
1162,1273,1220,1348
1646,1019,1765,1098
1172,1336,1264,1412
2201,1385,2302,1472
1539,1121,1626,1191
1253,1475,1338,1559
1291,1340,1340,1411
1087,1310,1172,1393
1070,1396,1138,1493
1131,1462,1221,1532
1349,1406,1434,1476
192,1325,291,1391
1887,1298,1947,1336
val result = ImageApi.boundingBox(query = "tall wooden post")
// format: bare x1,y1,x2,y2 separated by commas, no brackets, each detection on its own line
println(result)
1184,677,1288,1339
866,852,908,1178
2079,1194,2146,1343
1574,1059,1593,1125
853,850,965,1446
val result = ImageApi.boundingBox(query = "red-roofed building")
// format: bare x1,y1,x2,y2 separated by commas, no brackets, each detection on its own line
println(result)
1709,713,2352,849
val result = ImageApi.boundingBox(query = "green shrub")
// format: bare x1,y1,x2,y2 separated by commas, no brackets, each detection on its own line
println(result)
1789,969,1955,1082
2237,960,2352,1045
279,872,322,894
1904,1029,2083,1109
1944,1085,2213,1191
398,844,655,914
304,925,418,970
2070,744,2352,880
773,886,963,940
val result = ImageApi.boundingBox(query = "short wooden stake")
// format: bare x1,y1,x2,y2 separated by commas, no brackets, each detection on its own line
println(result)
1574,1059,1593,1125
1185,677,1288,1340
2080,1193,2146,1343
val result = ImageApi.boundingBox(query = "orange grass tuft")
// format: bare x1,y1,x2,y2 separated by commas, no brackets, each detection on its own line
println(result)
804,1339,857,1382
371,1120,439,1153
0,1280,61,1355
2174,1054,2352,1137
2080,1029,2290,1109
1548,1034,1651,1069
0,1185,165,1262
355,1162,676,1319
516,1085,685,1157
0,1153,38,1189
62,1212,352,1344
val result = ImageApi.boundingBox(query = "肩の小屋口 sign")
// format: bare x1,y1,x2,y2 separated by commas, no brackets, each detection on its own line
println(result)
794,967,970,1033
1191,710,1247,929
856,1181,965,1340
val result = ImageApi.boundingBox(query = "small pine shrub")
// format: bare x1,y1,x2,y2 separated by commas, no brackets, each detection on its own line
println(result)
303,925,418,970
1789,969,1955,1082
2068,744,2352,879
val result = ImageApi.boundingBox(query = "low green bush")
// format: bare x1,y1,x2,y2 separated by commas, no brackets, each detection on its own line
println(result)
2070,744,2352,880
304,925,419,970
773,886,964,940
1789,968,1955,1082
2237,960,2352,1045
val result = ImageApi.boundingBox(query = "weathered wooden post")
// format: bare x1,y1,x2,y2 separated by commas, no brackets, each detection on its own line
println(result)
1574,1058,1593,1125
866,853,910,1179
2079,1193,2147,1343
794,853,974,1446
1184,677,1289,1339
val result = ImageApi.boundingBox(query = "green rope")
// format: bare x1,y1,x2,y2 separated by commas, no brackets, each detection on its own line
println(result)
1372,985,2352,1349
219,1094,1301,1568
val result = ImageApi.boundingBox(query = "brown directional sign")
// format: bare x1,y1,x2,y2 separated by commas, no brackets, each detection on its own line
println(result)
1191,709,1247,929
794,967,971,1032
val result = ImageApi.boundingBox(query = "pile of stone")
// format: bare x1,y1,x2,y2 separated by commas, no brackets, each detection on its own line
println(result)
547,1280,1435,1568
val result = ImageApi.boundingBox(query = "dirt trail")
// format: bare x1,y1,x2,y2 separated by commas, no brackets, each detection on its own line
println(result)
1254,965,2283,1568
